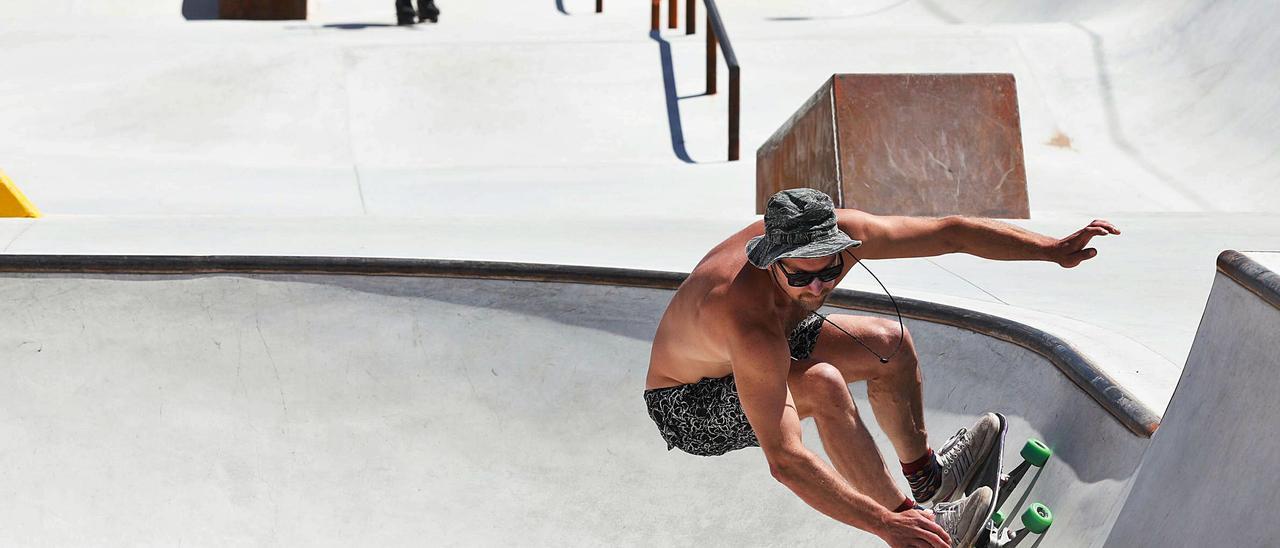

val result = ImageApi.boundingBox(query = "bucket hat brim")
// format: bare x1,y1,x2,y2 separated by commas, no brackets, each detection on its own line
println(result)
745,231,861,269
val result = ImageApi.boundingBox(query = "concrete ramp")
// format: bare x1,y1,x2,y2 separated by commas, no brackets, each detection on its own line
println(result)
1105,250,1280,546
0,256,1153,546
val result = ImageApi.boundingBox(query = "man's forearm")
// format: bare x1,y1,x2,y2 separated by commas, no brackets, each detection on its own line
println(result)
775,451,892,536
947,216,1056,261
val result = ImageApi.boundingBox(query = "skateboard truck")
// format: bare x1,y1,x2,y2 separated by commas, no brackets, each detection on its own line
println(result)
978,504,1053,548
995,438,1052,510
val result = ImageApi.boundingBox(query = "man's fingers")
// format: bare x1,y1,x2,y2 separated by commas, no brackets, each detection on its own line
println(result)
1064,227,1110,251
923,530,949,548
1090,219,1121,234
919,514,950,546
1054,221,1115,267
923,521,950,547
1075,227,1109,243
1060,248,1098,267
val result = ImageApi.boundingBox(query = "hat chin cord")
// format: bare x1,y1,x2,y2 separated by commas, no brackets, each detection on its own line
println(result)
768,249,905,364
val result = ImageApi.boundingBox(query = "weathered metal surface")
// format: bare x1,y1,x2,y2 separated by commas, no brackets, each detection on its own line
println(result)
756,79,840,213
757,74,1030,218
219,0,307,20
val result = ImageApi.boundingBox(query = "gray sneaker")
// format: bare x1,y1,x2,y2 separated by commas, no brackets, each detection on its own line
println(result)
929,412,1001,504
933,486,994,547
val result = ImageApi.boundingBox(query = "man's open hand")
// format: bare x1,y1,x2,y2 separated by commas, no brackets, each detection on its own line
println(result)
876,508,950,548
1047,219,1120,268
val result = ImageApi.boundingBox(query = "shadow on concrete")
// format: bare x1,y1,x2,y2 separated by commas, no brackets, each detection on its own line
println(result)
320,275,669,344
181,0,219,20
649,30,695,164
323,23,399,30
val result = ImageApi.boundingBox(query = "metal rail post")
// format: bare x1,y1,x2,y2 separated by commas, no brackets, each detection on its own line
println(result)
728,66,740,161
705,18,717,94
704,0,739,161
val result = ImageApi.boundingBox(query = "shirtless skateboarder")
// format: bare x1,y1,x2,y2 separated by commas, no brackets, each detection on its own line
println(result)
644,188,1119,547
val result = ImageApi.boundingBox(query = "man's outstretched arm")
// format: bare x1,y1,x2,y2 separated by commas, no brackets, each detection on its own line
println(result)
727,320,949,548
945,217,1120,267
836,209,1120,267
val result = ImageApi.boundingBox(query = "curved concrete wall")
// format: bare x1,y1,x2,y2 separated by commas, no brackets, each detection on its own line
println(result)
0,260,1150,545
1105,251,1280,546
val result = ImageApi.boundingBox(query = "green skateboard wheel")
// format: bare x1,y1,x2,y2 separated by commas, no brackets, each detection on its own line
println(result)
1020,439,1052,467
1021,503,1053,534
991,510,1005,527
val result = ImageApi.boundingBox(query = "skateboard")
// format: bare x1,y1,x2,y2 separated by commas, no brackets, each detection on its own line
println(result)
964,413,1055,548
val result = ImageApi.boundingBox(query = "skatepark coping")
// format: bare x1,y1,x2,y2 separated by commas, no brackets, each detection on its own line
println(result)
0,253,1161,437
1217,249,1280,311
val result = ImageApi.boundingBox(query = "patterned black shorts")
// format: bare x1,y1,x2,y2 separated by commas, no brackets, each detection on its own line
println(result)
644,313,825,456
787,312,825,361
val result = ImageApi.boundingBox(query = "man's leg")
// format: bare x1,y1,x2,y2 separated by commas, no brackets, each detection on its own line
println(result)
797,313,969,504
804,314,929,463
788,360,908,510
795,313,1003,508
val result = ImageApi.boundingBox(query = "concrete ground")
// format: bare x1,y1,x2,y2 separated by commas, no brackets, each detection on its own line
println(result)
0,0,1277,545
3,2,1278,410
0,272,1148,546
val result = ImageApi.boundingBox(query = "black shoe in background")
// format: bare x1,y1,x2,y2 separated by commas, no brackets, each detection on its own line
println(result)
418,1,440,23
396,0,418,25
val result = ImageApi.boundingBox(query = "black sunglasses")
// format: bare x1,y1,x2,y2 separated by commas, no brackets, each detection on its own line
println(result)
775,253,845,287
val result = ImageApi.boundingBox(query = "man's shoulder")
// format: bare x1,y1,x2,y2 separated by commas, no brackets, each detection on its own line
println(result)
699,269,784,337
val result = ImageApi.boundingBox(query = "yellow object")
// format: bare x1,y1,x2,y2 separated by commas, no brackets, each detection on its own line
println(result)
0,170,40,218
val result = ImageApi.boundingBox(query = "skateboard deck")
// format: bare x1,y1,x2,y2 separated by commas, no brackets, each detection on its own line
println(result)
963,412,1054,548
967,413,1008,539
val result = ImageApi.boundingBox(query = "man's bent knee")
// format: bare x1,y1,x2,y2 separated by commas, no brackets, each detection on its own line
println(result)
864,321,919,380
792,362,856,418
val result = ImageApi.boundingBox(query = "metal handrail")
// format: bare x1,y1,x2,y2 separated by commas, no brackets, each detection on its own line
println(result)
648,0,741,161
702,0,739,161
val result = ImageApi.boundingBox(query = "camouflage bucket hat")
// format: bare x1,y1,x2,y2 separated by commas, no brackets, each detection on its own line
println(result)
745,188,862,269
